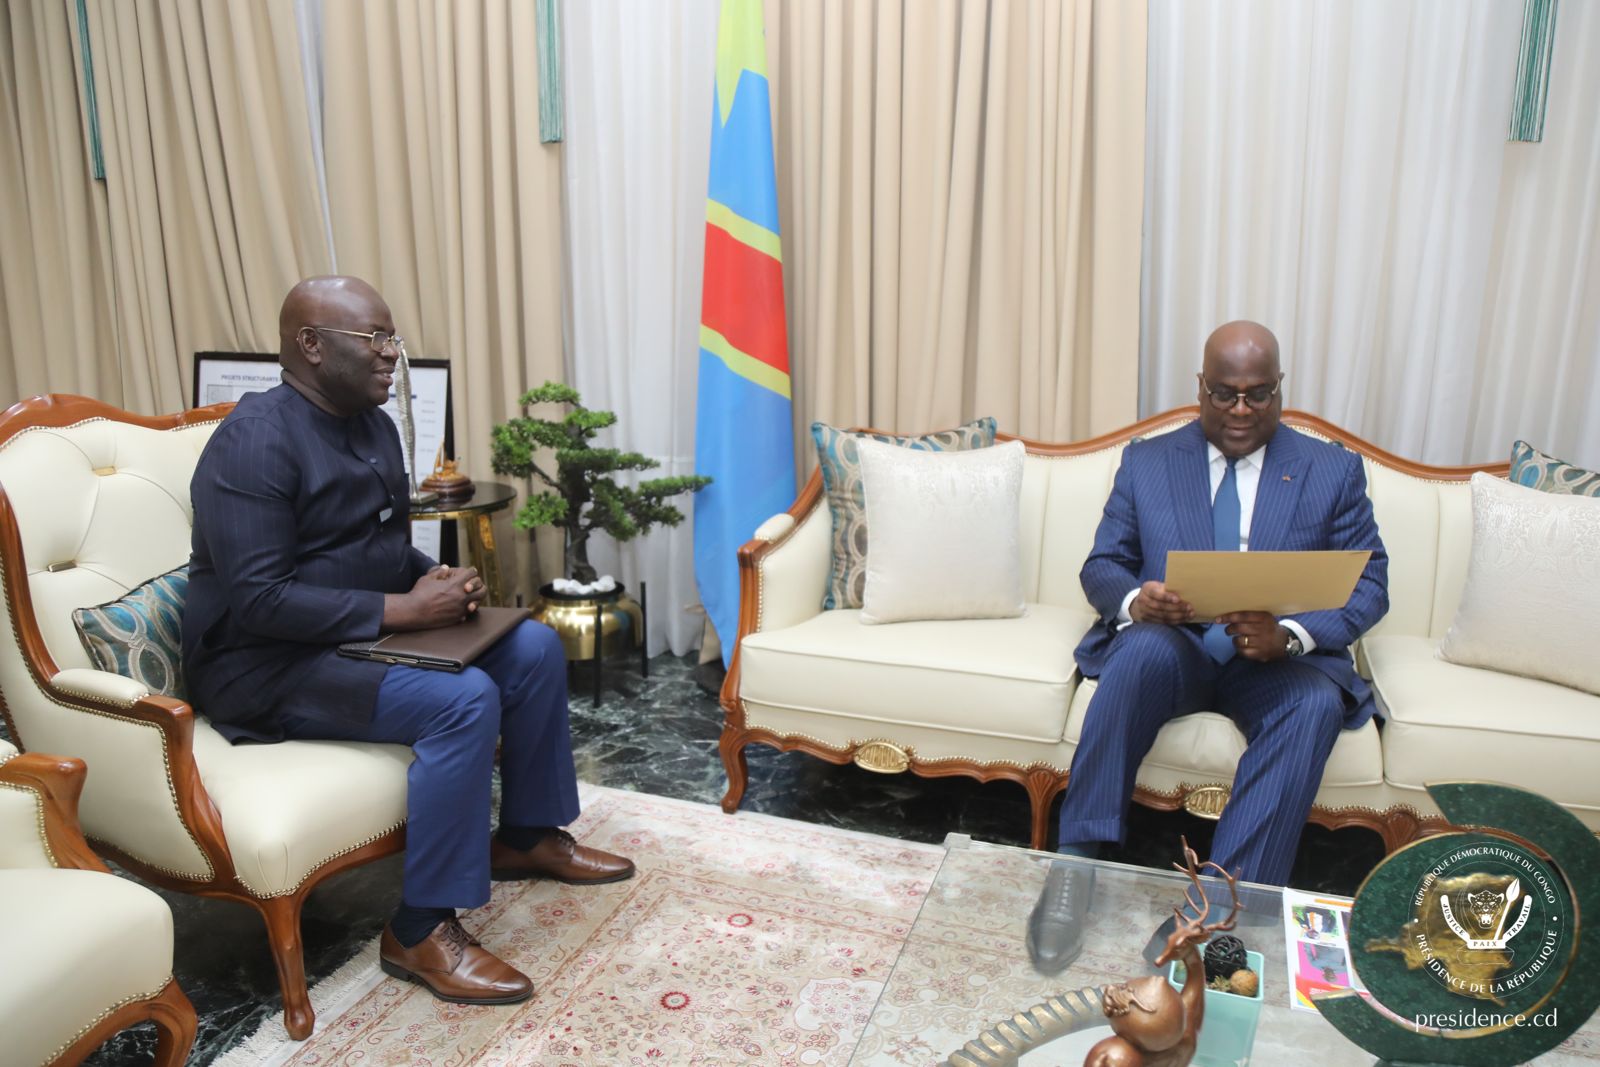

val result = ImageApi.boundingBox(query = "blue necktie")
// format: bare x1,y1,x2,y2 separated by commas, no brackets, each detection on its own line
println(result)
1204,457,1241,663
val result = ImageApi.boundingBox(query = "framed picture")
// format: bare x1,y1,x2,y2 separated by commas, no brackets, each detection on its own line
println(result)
191,352,453,471
191,351,455,557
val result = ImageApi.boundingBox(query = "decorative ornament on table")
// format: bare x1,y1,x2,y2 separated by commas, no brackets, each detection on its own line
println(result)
391,340,438,504
1227,969,1259,998
940,839,1243,1067
1319,781,1600,1067
419,446,475,503
1202,935,1248,983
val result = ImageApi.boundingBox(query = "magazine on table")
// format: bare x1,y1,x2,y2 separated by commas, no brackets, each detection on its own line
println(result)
1282,887,1371,1012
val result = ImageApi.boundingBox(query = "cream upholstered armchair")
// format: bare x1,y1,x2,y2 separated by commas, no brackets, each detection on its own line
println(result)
0,740,195,1066
0,395,414,1039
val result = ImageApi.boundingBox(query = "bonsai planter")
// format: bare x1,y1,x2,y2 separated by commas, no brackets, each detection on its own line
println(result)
531,581,648,706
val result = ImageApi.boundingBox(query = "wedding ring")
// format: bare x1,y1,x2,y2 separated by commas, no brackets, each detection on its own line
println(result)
1243,636,1250,648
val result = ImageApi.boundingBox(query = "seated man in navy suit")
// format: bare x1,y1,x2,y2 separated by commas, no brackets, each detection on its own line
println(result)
1027,320,1388,973
183,275,633,1005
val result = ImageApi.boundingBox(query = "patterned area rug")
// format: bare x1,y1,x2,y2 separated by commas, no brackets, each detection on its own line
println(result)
216,785,943,1067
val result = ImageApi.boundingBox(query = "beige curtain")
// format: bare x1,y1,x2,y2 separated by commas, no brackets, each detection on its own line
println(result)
80,0,331,413
321,0,568,591
764,0,1144,453
0,0,118,406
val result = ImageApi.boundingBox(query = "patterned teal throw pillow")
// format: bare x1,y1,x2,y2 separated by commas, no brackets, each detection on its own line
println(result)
1509,441,1600,497
72,566,189,698
812,417,998,609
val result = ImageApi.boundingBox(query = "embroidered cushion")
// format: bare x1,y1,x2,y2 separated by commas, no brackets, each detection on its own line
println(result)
857,438,1026,624
1508,440,1600,497
1437,475,1600,695
71,566,189,698
811,417,997,609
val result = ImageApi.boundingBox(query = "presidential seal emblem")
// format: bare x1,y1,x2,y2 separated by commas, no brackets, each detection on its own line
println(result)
1312,782,1600,1066
1365,837,1568,1003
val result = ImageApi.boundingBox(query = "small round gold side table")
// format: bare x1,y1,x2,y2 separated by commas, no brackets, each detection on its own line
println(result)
409,480,516,605
531,582,650,706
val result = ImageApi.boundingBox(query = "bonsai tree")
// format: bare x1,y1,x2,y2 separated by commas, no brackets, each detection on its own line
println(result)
491,381,711,586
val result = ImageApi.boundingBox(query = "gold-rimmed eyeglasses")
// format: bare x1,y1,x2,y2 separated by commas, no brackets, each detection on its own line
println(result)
308,326,405,354
1198,374,1283,411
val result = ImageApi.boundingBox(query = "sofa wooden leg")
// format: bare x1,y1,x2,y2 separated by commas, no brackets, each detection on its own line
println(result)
719,728,750,814
149,978,198,1067
255,891,315,1040
1025,769,1067,852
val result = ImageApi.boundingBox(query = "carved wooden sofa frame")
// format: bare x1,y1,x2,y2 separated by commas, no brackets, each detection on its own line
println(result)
719,407,1519,856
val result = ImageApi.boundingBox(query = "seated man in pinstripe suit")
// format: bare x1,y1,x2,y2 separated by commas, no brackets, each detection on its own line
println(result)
184,276,633,1005
1027,320,1389,974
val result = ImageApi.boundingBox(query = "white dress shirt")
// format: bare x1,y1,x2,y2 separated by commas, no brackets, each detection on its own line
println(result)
1116,441,1316,653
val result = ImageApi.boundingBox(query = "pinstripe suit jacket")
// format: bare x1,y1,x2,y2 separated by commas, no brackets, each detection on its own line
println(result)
183,384,434,742
1073,422,1389,726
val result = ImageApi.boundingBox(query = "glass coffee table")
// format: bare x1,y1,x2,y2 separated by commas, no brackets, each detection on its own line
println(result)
850,835,1599,1066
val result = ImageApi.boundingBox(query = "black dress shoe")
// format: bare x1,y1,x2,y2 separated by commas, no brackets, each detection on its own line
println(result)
1027,860,1095,974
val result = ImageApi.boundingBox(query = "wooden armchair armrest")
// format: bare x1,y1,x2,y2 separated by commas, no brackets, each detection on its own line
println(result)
0,751,109,872
43,669,232,880
722,470,831,713
50,667,152,707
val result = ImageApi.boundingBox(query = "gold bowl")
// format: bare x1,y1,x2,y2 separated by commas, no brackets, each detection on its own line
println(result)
531,583,643,661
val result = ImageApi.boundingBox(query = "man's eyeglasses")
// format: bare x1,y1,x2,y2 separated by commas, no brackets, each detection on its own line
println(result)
309,326,405,354
1199,374,1283,411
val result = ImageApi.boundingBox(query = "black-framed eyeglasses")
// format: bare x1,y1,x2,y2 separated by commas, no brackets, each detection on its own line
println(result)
308,326,404,354
1198,374,1283,410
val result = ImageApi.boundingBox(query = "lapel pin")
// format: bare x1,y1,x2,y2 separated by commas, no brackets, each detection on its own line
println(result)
1282,475,1293,482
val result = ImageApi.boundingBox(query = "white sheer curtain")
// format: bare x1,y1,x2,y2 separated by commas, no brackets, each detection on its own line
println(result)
561,0,720,656
1142,0,1600,467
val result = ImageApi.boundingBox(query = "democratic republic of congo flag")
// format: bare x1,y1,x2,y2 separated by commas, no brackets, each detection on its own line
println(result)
694,0,796,669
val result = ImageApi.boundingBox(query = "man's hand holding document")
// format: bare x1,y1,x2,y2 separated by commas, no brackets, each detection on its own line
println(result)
1162,550,1373,622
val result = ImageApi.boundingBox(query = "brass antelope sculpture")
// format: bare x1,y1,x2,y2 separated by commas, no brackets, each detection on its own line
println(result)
942,838,1242,1067
1083,840,1242,1067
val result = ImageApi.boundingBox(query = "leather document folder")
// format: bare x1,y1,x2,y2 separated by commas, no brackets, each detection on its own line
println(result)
338,606,531,672
1163,550,1372,621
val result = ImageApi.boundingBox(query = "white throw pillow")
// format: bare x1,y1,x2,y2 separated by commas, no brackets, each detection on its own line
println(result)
856,437,1025,624
1437,472,1600,694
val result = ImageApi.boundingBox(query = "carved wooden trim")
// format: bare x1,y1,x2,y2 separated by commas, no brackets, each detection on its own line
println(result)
832,407,1510,477
719,716,1466,856
0,393,406,1040
1279,410,1510,480
718,466,826,723
0,753,198,1064
0,752,109,872
94,827,404,1040
717,407,1514,855
718,720,1072,849
0,393,232,447
47,976,196,1067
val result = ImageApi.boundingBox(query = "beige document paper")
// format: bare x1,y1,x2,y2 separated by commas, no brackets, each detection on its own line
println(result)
1163,550,1372,620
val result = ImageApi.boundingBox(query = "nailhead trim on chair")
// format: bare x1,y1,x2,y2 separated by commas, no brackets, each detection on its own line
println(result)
753,504,824,635
38,976,175,1067
49,677,146,709
0,780,56,868
0,689,213,883
252,817,408,899
6,500,401,893
0,428,218,884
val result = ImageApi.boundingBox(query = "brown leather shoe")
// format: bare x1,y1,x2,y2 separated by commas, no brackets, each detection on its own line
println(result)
489,828,636,884
378,919,533,1005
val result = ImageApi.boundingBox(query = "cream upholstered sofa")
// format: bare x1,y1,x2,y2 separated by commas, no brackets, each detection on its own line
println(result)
718,408,1600,853
0,395,413,1040
0,740,195,1067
